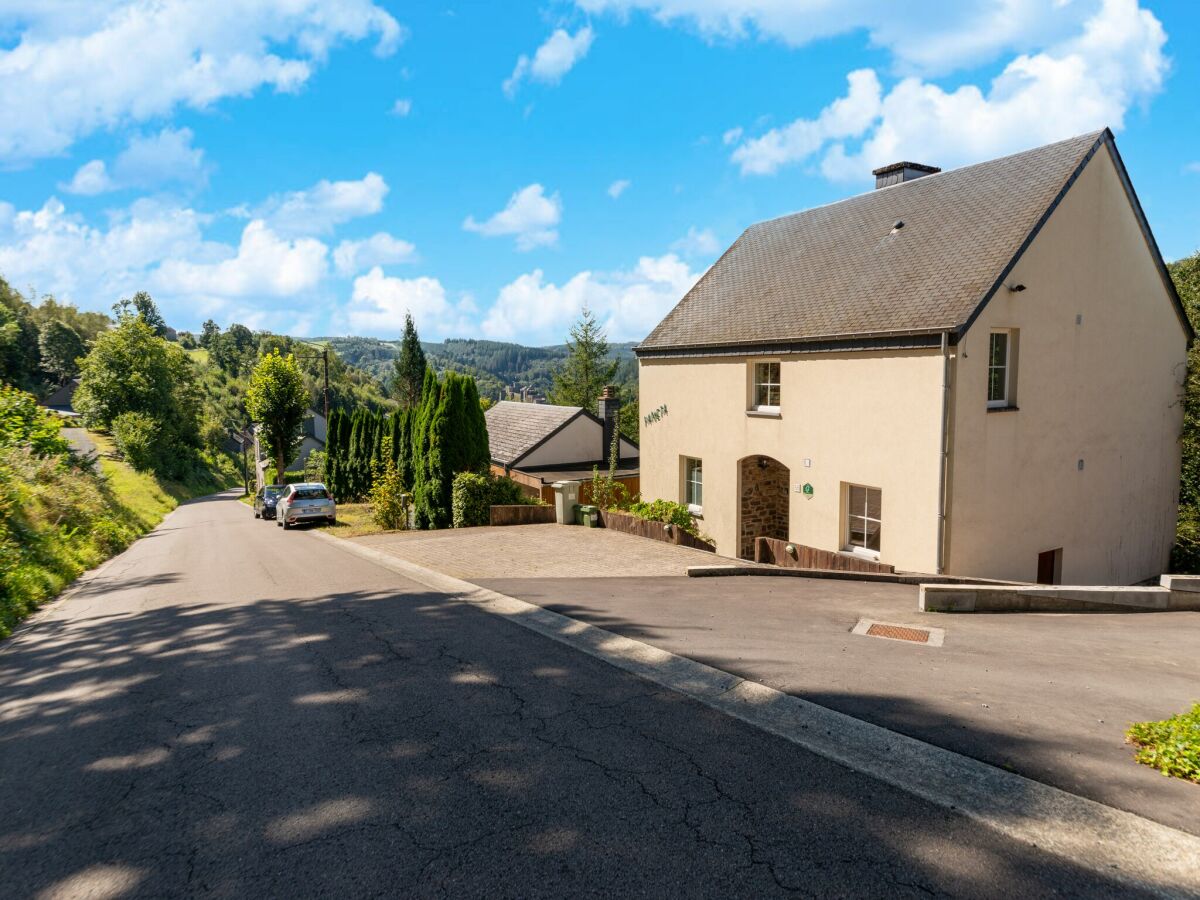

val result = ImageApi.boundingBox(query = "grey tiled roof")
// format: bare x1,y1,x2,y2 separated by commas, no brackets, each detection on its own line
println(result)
485,401,584,465
639,130,1106,352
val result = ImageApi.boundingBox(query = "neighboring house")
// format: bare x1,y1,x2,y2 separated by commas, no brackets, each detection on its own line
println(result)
636,129,1191,585
254,408,327,488
486,390,639,504
44,378,81,418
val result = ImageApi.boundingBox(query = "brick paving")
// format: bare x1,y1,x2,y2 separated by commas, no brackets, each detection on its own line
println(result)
351,523,723,579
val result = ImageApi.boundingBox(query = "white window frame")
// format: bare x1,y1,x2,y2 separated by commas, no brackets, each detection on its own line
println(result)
683,457,703,514
987,330,1011,409
750,360,781,413
843,483,882,559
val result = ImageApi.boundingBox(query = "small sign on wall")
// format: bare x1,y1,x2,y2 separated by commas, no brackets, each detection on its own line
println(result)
643,404,668,427
798,483,814,496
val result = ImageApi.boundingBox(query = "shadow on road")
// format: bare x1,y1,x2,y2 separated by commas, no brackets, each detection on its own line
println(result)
0,572,1149,897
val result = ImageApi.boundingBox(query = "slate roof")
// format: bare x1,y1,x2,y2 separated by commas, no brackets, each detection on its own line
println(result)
638,130,1128,355
485,401,585,465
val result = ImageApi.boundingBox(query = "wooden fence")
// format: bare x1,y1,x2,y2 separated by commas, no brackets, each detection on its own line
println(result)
600,510,716,553
755,536,894,573
489,504,555,526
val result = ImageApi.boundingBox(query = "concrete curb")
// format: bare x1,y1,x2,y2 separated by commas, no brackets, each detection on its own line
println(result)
688,564,1020,586
920,582,1200,613
312,529,1200,899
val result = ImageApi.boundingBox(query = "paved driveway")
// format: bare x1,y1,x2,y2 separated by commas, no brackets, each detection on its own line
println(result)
353,523,722,579
0,494,1140,897
478,574,1200,835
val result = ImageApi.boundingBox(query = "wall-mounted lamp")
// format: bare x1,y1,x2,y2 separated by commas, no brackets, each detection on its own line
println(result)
1007,283,1027,293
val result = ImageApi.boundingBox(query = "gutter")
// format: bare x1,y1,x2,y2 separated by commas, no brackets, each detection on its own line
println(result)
936,331,952,574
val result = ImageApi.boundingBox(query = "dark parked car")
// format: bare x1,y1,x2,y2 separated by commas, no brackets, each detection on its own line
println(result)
276,483,337,529
253,484,286,520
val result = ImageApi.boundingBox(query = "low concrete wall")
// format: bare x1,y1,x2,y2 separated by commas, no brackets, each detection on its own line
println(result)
920,582,1200,613
489,504,555,526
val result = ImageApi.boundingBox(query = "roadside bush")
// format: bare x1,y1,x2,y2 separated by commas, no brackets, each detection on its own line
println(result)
452,472,491,528
1171,506,1200,573
0,384,69,456
112,411,161,472
489,475,541,507
1127,703,1200,783
369,460,410,530
627,498,699,535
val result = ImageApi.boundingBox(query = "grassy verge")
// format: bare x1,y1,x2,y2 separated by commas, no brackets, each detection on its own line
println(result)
0,431,241,638
315,502,395,538
1127,704,1200,783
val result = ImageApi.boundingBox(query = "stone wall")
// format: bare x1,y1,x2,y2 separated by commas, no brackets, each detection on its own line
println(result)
739,456,790,559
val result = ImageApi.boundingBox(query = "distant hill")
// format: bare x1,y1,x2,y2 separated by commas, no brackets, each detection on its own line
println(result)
318,336,639,401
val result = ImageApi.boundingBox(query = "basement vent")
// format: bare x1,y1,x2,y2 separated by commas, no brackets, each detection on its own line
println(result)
852,618,945,647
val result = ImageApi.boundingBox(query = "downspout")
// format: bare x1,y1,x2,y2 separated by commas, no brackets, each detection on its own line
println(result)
936,331,952,574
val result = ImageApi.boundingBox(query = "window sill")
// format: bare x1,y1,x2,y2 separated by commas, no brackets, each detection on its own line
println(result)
986,405,1019,414
746,409,782,419
841,547,881,561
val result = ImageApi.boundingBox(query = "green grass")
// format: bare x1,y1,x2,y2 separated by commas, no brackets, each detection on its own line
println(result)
0,431,241,638
1127,704,1200,783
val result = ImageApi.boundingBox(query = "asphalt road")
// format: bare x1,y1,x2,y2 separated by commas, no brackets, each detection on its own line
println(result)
0,492,1147,898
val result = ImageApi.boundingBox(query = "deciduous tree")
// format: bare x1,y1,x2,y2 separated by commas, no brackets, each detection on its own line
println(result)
245,350,309,486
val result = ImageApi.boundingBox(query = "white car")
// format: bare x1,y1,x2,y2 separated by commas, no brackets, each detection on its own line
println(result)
276,483,337,529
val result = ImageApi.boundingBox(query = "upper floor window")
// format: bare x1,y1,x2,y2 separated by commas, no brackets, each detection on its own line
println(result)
683,457,703,512
987,330,1012,409
752,361,781,412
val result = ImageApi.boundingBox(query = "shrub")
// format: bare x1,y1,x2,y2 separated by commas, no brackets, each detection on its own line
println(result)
489,475,541,507
369,460,410,530
1171,506,1200,574
1127,703,1200,783
628,498,699,535
112,412,162,472
0,385,69,457
452,472,491,528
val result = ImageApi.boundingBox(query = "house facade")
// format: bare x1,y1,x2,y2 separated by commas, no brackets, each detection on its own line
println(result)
636,130,1190,585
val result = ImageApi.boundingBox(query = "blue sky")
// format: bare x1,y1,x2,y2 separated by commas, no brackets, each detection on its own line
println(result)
0,0,1196,345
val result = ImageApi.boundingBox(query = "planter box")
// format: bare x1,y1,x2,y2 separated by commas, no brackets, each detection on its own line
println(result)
600,509,716,552
755,536,894,574
490,504,555,526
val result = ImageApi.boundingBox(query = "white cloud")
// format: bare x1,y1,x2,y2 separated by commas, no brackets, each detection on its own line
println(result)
333,232,417,276
504,26,595,97
483,252,701,344
155,220,327,298
0,1,404,162
577,0,1090,73
258,172,389,236
671,226,720,257
721,126,743,146
1185,162,1200,174
729,0,1168,179
391,98,413,116
463,184,562,251
62,127,208,195
607,178,631,199
347,267,474,337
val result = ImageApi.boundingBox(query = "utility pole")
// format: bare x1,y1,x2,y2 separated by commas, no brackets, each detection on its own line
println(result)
322,348,329,422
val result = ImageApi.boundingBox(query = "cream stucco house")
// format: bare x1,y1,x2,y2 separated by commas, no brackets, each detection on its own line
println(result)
636,129,1191,585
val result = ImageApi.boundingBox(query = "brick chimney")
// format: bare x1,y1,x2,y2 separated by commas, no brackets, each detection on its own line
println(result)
872,161,940,189
598,385,620,467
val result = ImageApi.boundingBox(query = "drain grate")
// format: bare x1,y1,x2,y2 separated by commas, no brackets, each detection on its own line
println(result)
852,618,945,647
866,623,929,643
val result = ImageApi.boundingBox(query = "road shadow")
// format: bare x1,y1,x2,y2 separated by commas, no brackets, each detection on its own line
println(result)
0,579,1156,897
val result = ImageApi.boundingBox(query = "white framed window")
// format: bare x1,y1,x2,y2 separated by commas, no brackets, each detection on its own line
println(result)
683,457,703,512
751,361,781,412
844,484,882,557
987,330,1011,408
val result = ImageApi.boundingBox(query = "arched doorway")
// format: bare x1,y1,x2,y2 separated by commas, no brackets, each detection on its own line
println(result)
738,455,790,560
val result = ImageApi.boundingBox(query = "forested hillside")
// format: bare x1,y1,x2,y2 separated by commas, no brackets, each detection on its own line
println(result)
323,335,638,401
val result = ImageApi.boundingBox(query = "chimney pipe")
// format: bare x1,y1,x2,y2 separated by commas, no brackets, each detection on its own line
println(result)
598,385,620,468
872,161,940,189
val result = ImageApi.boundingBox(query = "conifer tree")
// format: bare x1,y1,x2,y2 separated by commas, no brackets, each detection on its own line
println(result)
392,313,427,407
549,307,618,411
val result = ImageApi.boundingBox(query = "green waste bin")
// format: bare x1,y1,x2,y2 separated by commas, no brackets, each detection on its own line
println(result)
578,504,600,527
